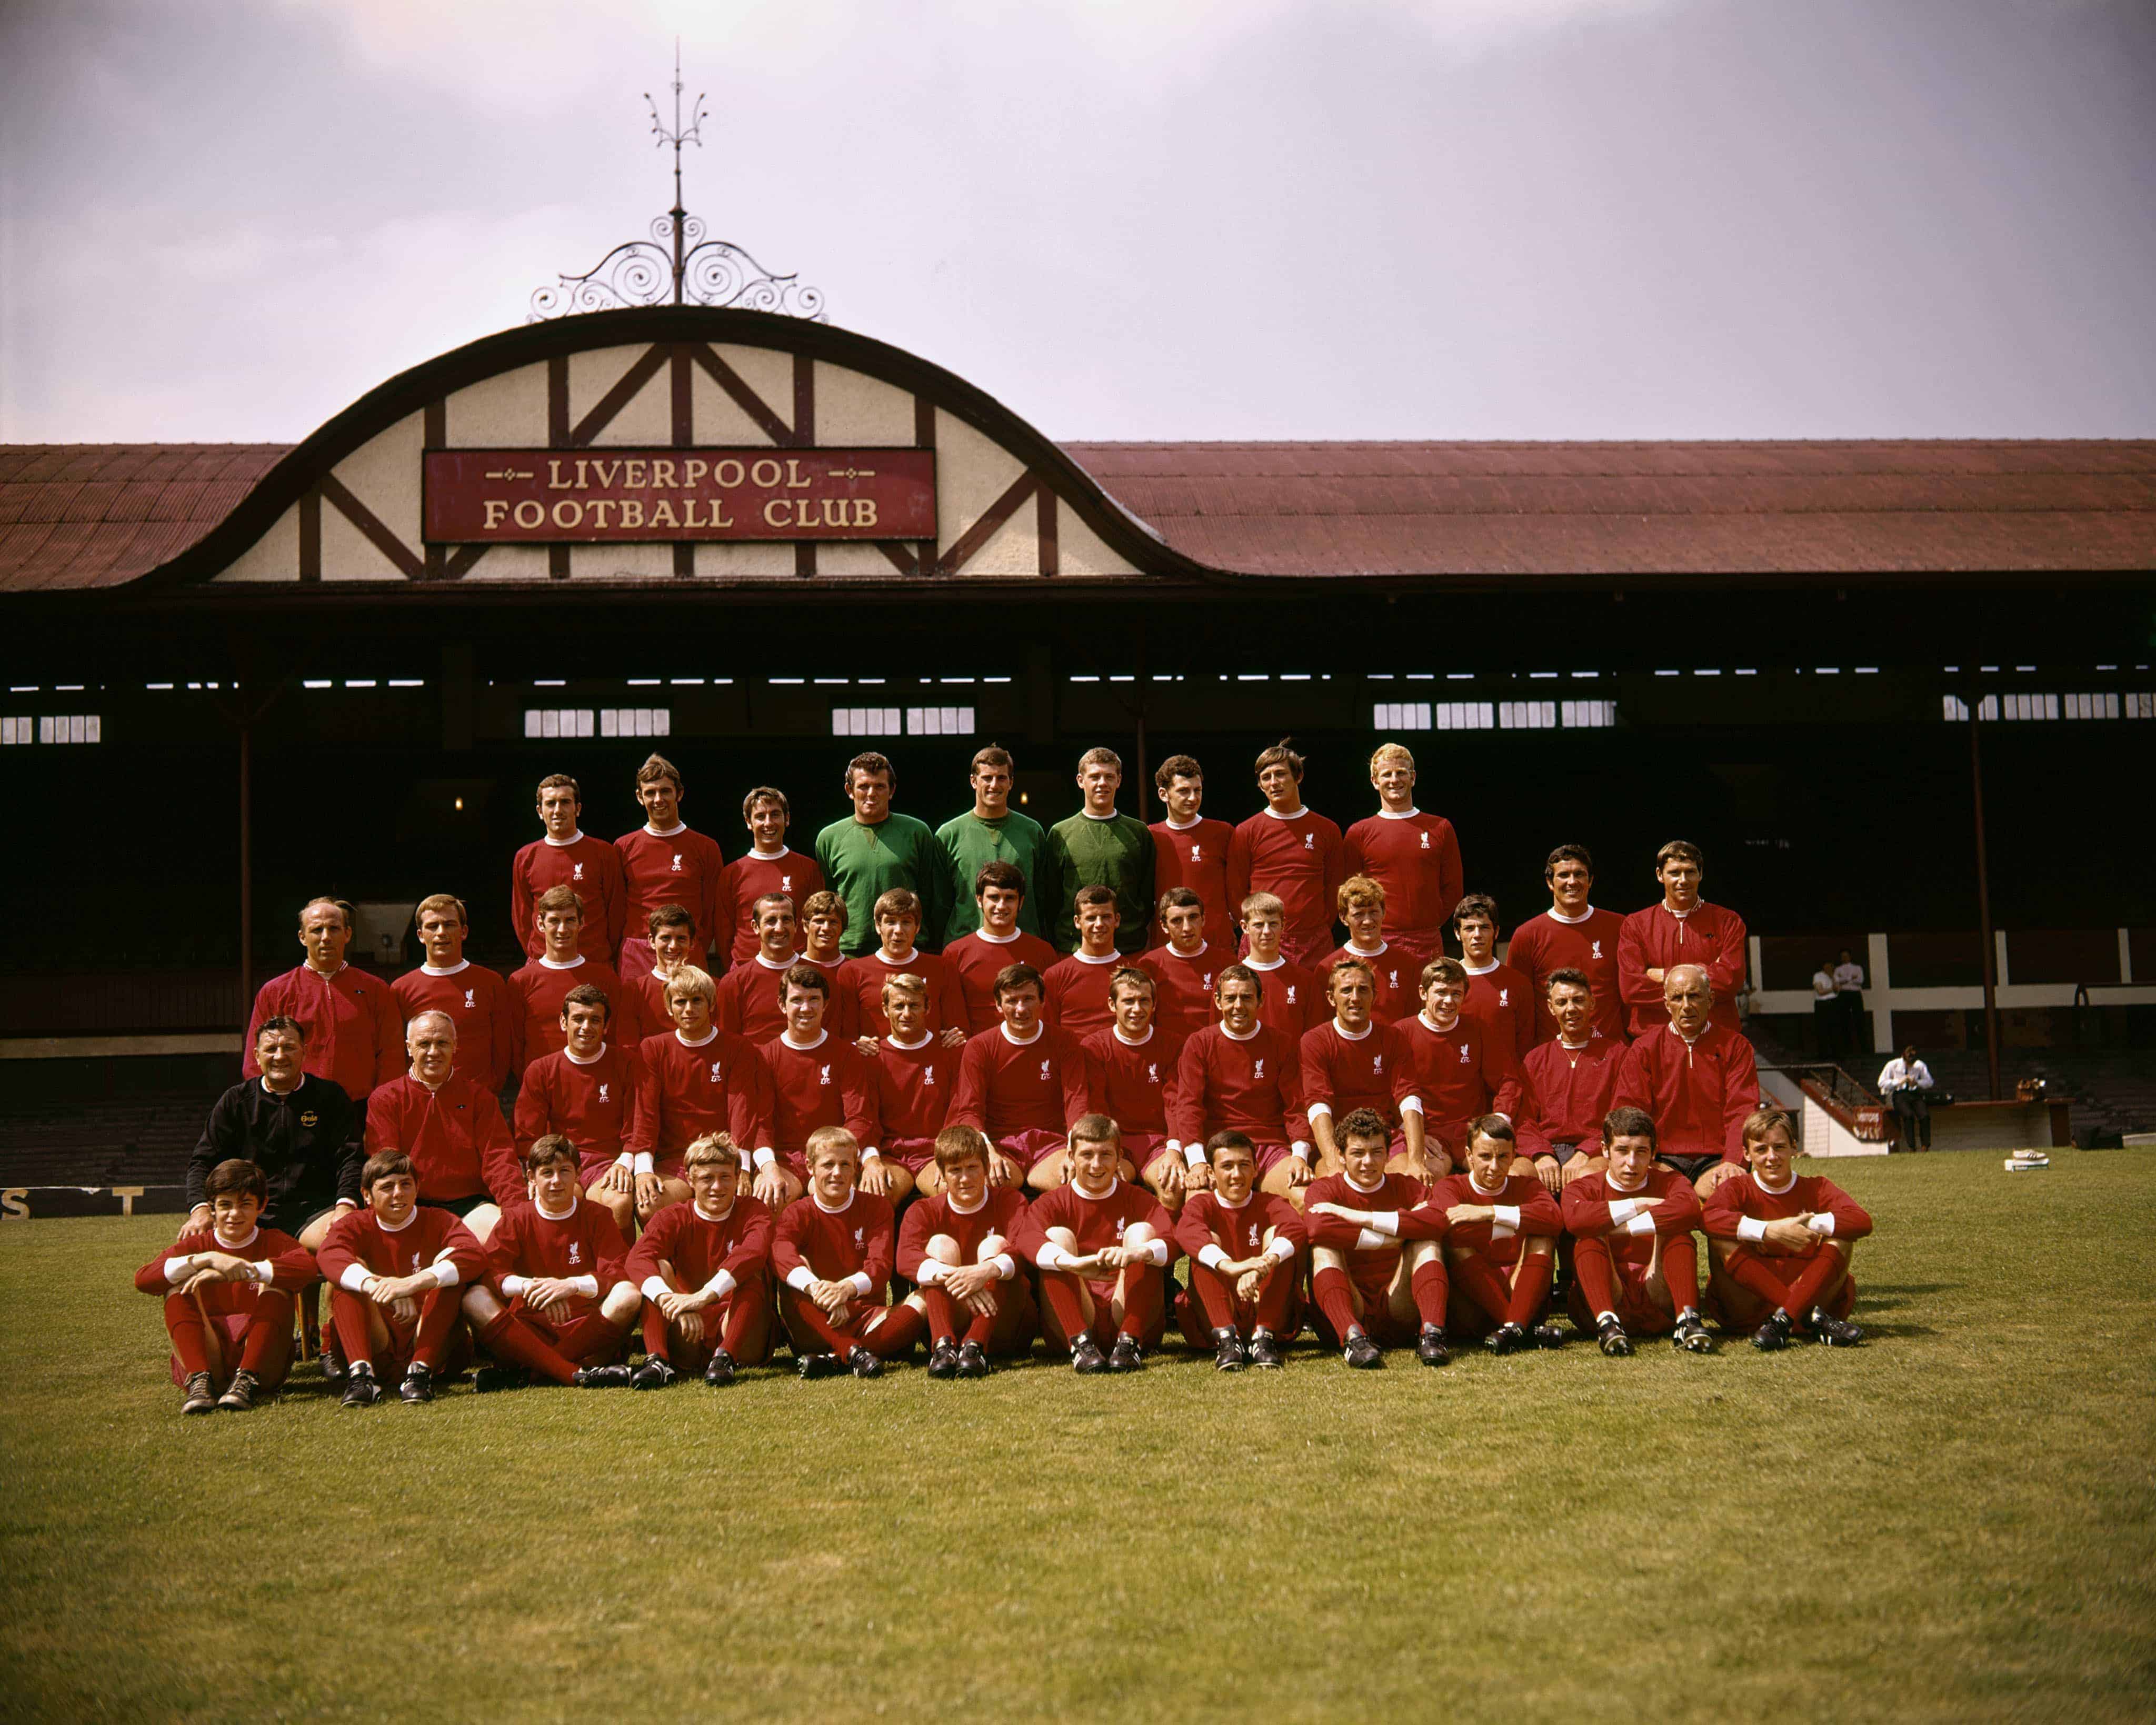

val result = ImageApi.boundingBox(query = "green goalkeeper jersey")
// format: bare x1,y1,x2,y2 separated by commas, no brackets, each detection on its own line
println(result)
933,809,1050,945
1043,809,1154,955
814,811,945,955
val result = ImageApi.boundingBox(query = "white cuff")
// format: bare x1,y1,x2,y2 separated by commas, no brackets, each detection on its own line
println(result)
1138,1239,1169,1267
1399,1094,1424,1116
991,1252,1016,1281
846,1271,874,1299
429,1260,462,1290
633,1152,655,1175
501,1274,530,1298
1608,1198,1643,1224
784,1265,815,1291
1035,1242,1074,1272
1183,1144,1207,1168
567,1275,600,1297
1353,1228,1391,1251
1197,1245,1229,1270
640,1275,673,1301
1306,1100,1332,1120
338,1263,376,1293
702,1268,737,1299
914,1259,952,1285
1265,1235,1296,1263
1494,1205,1521,1230
1291,1142,1311,1161
613,1151,635,1170
753,1148,777,1171
860,1145,881,1160
1808,1212,1836,1236
162,1256,193,1285
1624,1212,1656,1237
1370,1211,1400,1238
1491,1222,1518,1241
1738,1216,1769,1243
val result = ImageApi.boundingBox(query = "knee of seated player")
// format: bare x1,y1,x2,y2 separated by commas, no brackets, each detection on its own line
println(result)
462,1283,505,1323
655,1176,692,1206
1122,1221,1160,1251
914,1162,944,1196
1564,1155,1605,1186
976,1232,1009,1262
463,1203,502,1245
1400,1237,1434,1268
883,1164,916,1200
1310,1243,1344,1273
588,1182,636,1226
601,1281,642,1324
1384,1151,1416,1177
297,1211,338,1252
1043,1226,1079,1256
773,1167,805,1204
1521,1235,1554,1258
923,1232,961,1266
1024,1155,1066,1194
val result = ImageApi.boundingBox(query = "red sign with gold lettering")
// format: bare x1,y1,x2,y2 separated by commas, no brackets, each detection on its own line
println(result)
423,448,936,543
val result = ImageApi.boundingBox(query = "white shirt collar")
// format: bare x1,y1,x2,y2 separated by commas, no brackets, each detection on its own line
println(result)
420,958,471,977
1559,1036,1592,1051
1343,939,1388,958
974,926,1022,945
564,1041,608,1065
1244,953,1284,971
781,1028,829,1051
543,829,585,848
303,960,347,979
1080,808,1121,821
749,844,791,860
1606,1166,1649,1195
755,949,804,970
1661,900,1697,920
675,1026,718,1049
1165,940,1210,962
885,1031,934,1052
211,1223,261,1250
999,1021,1044,1046
1420,1012,1461,1034
1469,1170,1508,1197
1462,958,1498,976
1220,1021,1260,1042
1111,1024,1154,1047
535,1194,579,1221
1752,1167,1798,1197
643,820,688,838
258,1075,303,1097
1344,1170,1386,1195
1260,805,1309,820
1375,806,1420,820
377,1207,418,1233
693,1198,737,1222
1548,904,1596,925
945,1189,989,1217
879,947,920,965
1673,1019,1714,1046
538,954,586,971
1165,814,1202,830
1070,1177,1122,1201
1216,1187,1255,1210
1332,1017,1372,1041
1075,948,1121,965
811,1188,856,1216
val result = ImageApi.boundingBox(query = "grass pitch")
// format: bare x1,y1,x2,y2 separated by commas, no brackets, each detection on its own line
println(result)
2,1151,2152,1723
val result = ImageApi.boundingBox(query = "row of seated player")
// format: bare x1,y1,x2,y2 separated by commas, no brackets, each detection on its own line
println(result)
143,1103,1870,1413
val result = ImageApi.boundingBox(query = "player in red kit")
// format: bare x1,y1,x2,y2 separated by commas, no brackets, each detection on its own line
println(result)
364,1010,522,1242
620,903,700,1053
460,1135,642,1391
394,892,517,1095
616,753,724,980
1149,754,1235,952
1703,1107,1871,1350
1237,892,1325,1042
508,886,625,1071
758,967,878,1203
1390,958,1524,1181
1227,739,1345,967
630,965,775,1211
514,982,644,1233
1014,1116,1175,1373
1617,840,1749,1039
1173,965,1315,1202
943,860,1060,1033
1452,895,1535,1064
512,773,627,967
951,962,1089,1191
1339,742,1462,969
1318,876,1415,1026
1404,1117,1565,1354
772,1127,924,1378
1504,845,1628,1047
1136,887,1226,1041
1299,1109,1446,1368
1561,1106,1713,1355
244,896,404,1117
625,1132,774,1388
870,972,956,1198
839,887,968,1046
137,1158,317,1413
715,893,810,1044
1302,958,1405,1175
717,786,824,967
1173,1131,1305,1370
1613,964,1759,1199
896,1126,1037,1377
1043,886,1126,1038
316,1151,491,1407
1082,967,1189,1210
1517,969,1626,1190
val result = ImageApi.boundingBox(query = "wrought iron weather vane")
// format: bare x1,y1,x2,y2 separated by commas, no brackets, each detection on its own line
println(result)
528,43,826,322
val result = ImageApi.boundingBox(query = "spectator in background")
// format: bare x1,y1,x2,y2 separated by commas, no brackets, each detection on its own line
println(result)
1834,949,1868,1055
1877,1046,1934,1151
1813,958,1842,1057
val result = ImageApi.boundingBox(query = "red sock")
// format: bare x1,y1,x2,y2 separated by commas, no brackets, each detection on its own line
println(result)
412,1287,466,1372
1505,1250,1554,1327
549,1311,629,1369
1572,1236,1620,1318
479,1310,578,1385
920,1284,960,1347
861,1302,925,1360
163,1293,212,1375
1312,1266,1361,1340
642,1301,674,1363
784,1287,856,1356
1661,1234,1700,1313
1254,1263,1295,1332
1781,1247,1846,1320
1116,1265,1161,1343
328,1287,378,1367
962,1302,999,1348
1450,1252,1516,1325
240,1292,295,1375
1040,1271,1090,1347
1188,1261,1239,1331
1409,1257,1450,1328
720,1267,770,1360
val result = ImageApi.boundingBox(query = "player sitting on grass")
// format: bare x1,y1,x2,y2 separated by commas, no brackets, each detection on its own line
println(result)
1702,1106,1872,1351
1173,1130,1306,1371
460,1135,642,1393
1014,1114,1176,1374
624,1132,774,1389
137,1157,317,1415
1559,1106,1712,1356
896,1126,1036,1379
1403,1115,1565,1355
1081,966,1189,1211
951,961,1089,1193
772,1126,924,1379
316,1150,490,1407
1302,1109,1447,1369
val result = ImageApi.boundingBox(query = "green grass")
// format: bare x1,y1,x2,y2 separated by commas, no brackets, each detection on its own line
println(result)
3,1151,2153,1723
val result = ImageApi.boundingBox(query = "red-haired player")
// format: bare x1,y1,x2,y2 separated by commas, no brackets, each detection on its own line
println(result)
1516,968,1626,1189
1237,892,1326,1042
1081,967,1189,1211
1703,1107,1871,1351
1014,1115,1176,1373
772,1127,924,1378
243,896,403,1114
508,886,625,1070
1043,886,1126,1038
1612,964,1759,1200
630,965,775,1215
1173,1130,1305,1371
1339,742,1463,970
514,982,645,1236
950,962,1089,1194
1561,1105,1713,1356
1301,957,1404,1177
393,892,517,1095
625,1132,774,1388
1227,739,1345,968
757,966,878,1207
1136,887,1225,1042
615,753,724,979
942,860,1059,1034
1452,894,1535,1064
1299,1109,1445,1368
1148,754,1235,953
1172,964,1314,1202
1402,1116,1565,1354
1616,840,1749,1039
896,1125,1036,1378
1317,876,1415,1026
137,1157,316,1414
1389,957,1524,1182
512,771,626,967
1503,845,1628,1047
363,1010,522,1243
869,971,957,1198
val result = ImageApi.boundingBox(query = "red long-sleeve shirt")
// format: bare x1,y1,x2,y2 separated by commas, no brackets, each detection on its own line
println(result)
1616,901,1749,1038
1172,1024,1311,1155
1561,1166,1703,1277
1301,1018,1404,1133
773,1189,896,1293
1389,1014,1523,1144
616,824,725,966
1315,943,1416,1026
716,848,825,966
514,1042,643,1165
713,952,800,1043
1462,961,1536,1064
1148,817,1237,951
616,966,673,1052
871,1033,959,1142
1612,1020,1760,1162
1339,809,1463,946
507,957,625,1072
943,929,1061,1034
1136,943,1226,1042
1043,950,1124,1039
759,1031,879,1161
1517,1032,1625,1159
1702,1168,1873,1249
950,1024,1089,1140
1402,1171,1563,1263
512,833,627,965
896,1187,1029,1280
1013,1180,1176,1265
1301,1171,1426,1262
485,1195,631,1299
840,949,969,1041
135,1223,316,1307
317,1205,488,1291
1174,1189,1306,1267
363,1072,521,1208
628,1029,773,1164
1081,1025,1184,1144
625,1195,774,1291
1504,907,1629,1046
243,964,403,1101
392,961,518,1094
1227,807,1346,950
1241,955,1325,1042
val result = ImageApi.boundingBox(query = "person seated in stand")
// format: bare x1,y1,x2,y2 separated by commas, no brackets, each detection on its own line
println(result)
137,1157,317,1415
1300,1108,1445,1368
951,962,1090,1193
624,1131,774,1389
1317,876,1415,1026
1616,840,1748,1040
1504,845,1629,1049
1401,1115,1564,1355
1227,738,1345,967
943,860,1060,1034
1453,894,1536,1064
620,903,701,1051
757,966,880,1208
868,971,959,1197
1560,1105,1712,1356
187,1015,360,1252
1237,892,1325,1043
841,887,969,1049
630,964,777,1216
1013,1115,1176,1374
1042,886,1126,1039
1148,753,1235,953
772,1126,924,1379
1612,962,1759,1200
896,1125,1037,1379
461,1135,642,1392
316,1150,491,1407
1301,958,1405,1179
1136,887,1225,1042
363,1010,522,1245
1702,1106,1871,1350
1516,968,1626,1192
1173,1130,1306,1371
719,787,824,966
1173,965,1315,1204
1389,958,1524,1184
615,752,725,979
1081,966,1190,1212
394,892,517,1097
514,982,646,1236
715,893,808,1044
512,771,628,967
508,886,625,1070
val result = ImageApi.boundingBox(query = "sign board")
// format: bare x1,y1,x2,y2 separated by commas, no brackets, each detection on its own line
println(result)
423,447,936,543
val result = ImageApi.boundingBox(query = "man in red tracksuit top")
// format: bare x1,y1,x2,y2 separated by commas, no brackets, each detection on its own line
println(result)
1560,1104,1712,1356
614,753,725,978
758,965,879,1208
1504,844,1629,1048
1612,963,1760,1199
772,1126,924,1378
1703,1105,1872,1350
513,773,628,967
717,786,825,967
1082,967,1189,1211
1389,957,1524,1181
1013,1116,1176,1373
393,892,518,1096
631,965,774,1206
1317,876,1417,1027
1400,1116,1565,1353
1173,964,1314,1202
508,886,626,1071
1135,888,1227,1042
514,981,645,1234
625,1134,774,1387
1149,754,1236,954
316,1149,492,1406
1301,957,1405,1174
1453,895,1536,1065
1300,1108,1447,1368
1616,839,1748,1038
896,1126,1037,1377
1515,967,1627,1187
943,860,1060,1033
1339,742,1463,970
244,896,403,1112
949,961,1090,1193
460,1136,641,1392
869,972,957,1198
363,1010,522,1241
1173,1130,1305,1371
137,1156,317,1414
1226,740,1345,967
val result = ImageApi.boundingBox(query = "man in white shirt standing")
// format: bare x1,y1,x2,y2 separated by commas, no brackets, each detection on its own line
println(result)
1834,949,1868,1056
1812,957,1842,1058
1877,1046,1933,1151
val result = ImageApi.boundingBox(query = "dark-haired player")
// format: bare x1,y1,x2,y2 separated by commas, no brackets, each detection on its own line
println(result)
1504,845,1627,1047
1301,958,1404,1177
1014,1116,1176,1373
1405,1116,1564,1355
935,745,1050,946
772,1126,924,1378
714,892,808,1044
950,962,1089,1192
508,886,626,1069
616,753,724,979
188,1015,360,1251
758,966,877,1208
621,903,701,1052
1517,968,1626,1188
515,981,645,1235
1300,1108,1444,1368
625,1132,774,1388
1228,739,1345,968
1043,886,1125,1038
1616,840,1748,1039
1560,1105,1712,1355
840,887,968,1045
942,859,1059,1032
896,1125,1036,1378
815,753,944,958
1173,964,1314,1202
1149,754,1235,954
1173,1130,1305,1370
1453,894,1535,1064
1703,1107,1871,1350
718,786,824,966
1390,958,1524,1182
1136,886,1224,1041
1081,967,1189,1210
513,771,627,967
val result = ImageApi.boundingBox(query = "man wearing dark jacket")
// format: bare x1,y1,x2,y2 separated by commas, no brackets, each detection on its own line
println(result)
186,1015,361,1250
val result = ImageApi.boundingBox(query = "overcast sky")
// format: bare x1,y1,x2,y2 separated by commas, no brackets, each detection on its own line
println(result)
3,0,2151,444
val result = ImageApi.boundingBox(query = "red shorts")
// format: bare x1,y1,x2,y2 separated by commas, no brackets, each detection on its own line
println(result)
997,1127,1068,1170
513,1296,626,1367
1123,1134,1172,1172
1566,1271,1677,1336
1246,1141,1300,1175
884,1137,939,1174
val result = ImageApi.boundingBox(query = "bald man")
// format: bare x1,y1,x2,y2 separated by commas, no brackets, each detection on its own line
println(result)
362,1010,524,1243
1611,964,1760,1200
